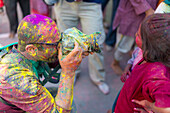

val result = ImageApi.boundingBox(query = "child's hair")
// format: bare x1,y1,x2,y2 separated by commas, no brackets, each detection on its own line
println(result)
141,13,170,67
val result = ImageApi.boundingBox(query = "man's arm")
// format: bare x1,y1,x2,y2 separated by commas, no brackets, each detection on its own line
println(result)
0,42,83,113
55,42,82,111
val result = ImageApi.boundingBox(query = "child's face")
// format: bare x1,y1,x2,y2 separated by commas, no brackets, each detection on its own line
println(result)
135,27,142,49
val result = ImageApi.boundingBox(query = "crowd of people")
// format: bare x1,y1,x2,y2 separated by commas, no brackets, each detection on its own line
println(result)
0,0,169,112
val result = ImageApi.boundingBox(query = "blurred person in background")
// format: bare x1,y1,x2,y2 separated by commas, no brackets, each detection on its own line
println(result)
111,0,158,76
44,0,110,95
3,0,30,38
30,0,50,17
102,0,120,52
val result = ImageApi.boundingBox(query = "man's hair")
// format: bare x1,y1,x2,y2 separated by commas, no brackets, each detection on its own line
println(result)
141,13,170,67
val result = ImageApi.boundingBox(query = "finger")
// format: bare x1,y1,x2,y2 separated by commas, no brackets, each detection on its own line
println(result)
76,49,83,62
123,77,126,82
127,71,131,76
58,44,63,61
69,49,83,64
134,111,140,113
132,99,142,105
120,78,125,83
72,41,79,52
122,78,126,82
82,51,89,56
66,42,80,58
134,108,147,113
120,76,126,82
82,55,86,59
132,100,147,108
90,52,93,55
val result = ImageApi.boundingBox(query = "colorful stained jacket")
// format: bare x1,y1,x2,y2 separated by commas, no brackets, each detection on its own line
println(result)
0,45,76,113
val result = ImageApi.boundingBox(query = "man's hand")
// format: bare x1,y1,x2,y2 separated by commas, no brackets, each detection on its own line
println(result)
59,41,83,77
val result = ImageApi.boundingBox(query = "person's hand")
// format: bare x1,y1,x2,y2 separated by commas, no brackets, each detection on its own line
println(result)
59,41,83,77
120,72,129,83
120,64,132,82
145,8,154,18
132,99,154,113
82,51,89,58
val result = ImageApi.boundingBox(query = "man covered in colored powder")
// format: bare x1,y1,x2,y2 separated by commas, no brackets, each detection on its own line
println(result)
0,14,95,112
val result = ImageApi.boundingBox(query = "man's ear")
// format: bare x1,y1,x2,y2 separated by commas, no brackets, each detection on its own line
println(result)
25,45,38,56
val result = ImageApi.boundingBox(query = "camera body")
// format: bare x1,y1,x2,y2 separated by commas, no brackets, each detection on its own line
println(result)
61,27,101,57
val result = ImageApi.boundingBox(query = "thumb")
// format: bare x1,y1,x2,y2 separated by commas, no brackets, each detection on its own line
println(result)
132,99,143,106
58,44,63,61
134,108,148,113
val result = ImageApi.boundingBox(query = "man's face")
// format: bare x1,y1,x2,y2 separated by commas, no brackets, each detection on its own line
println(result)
37,44,58,63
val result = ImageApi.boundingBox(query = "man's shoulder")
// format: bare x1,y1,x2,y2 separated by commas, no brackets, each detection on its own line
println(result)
0,53,40,95
1,67,40,95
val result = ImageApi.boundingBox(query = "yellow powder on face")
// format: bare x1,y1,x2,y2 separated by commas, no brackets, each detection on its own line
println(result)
46,41,52,43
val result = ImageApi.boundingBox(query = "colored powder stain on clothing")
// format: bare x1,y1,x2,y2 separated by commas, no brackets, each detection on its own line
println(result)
59,108,63,113
45,49,49,53
36,106,40,110
115,60,170,112
32,36,34,39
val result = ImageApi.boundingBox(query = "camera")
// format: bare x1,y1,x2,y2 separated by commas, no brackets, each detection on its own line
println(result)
61,27,101,57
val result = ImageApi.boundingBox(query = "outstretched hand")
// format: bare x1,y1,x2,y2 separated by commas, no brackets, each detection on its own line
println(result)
59,41,83,77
